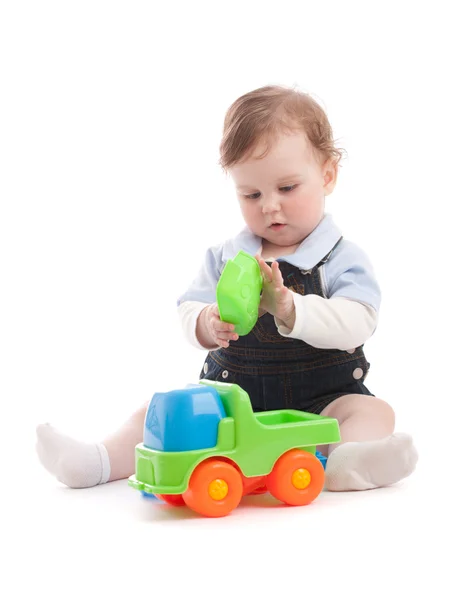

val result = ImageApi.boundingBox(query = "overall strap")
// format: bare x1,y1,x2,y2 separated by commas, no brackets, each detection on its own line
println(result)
314,236,343,268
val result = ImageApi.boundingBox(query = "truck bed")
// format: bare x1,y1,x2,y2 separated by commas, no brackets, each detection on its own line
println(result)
255,409,330,427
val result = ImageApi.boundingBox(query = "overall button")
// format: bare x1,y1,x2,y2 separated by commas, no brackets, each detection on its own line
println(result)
222,370,229,379
353,367,364,380
203,362,208,374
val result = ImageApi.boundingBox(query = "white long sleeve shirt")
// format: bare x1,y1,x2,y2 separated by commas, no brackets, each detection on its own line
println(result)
177,213,380,352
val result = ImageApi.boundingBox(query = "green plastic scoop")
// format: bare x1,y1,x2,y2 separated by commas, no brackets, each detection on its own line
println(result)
216,250,263,336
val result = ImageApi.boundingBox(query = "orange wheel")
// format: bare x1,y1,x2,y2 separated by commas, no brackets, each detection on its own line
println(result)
182,459,243,517
156,494,186,507
266,450,325,506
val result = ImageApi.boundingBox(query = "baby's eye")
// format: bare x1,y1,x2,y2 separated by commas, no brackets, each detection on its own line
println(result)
279,185,297,193
245,192,261,200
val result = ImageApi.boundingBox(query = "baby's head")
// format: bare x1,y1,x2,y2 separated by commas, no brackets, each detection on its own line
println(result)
220,85,344,248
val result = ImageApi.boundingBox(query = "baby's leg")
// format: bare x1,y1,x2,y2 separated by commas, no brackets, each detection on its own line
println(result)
318,394,418,491
36,402,148,488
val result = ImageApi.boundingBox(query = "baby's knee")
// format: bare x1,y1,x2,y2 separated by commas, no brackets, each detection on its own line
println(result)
324,394,395,431
368,397,395,431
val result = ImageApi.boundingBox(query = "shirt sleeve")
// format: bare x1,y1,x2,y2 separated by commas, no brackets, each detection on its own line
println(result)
275,293,378,350
177,300,221,351
176,243,224,306
275,240,381,350
321,239,381,312
176,244,224,350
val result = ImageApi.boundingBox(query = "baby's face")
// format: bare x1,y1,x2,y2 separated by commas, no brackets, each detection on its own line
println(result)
230,131,337,248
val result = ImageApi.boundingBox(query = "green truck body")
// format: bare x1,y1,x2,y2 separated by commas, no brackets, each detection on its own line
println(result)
128,379,340,496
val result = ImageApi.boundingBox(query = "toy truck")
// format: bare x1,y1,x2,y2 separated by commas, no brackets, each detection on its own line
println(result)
128,380,340,517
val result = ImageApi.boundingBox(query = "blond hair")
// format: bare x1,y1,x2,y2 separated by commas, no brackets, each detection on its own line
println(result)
220,85,345,169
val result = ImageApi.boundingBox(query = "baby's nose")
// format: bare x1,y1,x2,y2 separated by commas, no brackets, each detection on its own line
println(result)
261,194,281,213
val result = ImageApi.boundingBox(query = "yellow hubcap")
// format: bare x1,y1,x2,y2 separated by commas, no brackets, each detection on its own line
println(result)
208,478,229,501
292,468,311,490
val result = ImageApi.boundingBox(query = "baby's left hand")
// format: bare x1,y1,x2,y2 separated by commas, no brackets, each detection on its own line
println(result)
255,254,296,329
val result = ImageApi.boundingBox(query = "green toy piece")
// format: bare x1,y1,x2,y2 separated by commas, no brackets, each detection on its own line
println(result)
128,380,341,517
216,250,263,336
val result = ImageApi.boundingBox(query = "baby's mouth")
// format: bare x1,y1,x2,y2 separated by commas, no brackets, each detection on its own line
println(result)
270,223,286,231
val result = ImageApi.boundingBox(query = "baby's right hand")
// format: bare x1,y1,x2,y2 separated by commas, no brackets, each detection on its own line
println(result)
203,303,239,348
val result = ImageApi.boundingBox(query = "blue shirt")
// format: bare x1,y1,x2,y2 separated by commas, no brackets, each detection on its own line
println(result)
177,213,381,312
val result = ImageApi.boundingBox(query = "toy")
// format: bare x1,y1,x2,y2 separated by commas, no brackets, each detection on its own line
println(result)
216,250,263,335
129,380,340,517
316,450,328,469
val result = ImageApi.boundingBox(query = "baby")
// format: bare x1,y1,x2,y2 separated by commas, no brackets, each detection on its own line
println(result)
36,85,418,492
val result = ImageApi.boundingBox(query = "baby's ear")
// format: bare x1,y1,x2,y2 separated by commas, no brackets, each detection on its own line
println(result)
323,159,338,195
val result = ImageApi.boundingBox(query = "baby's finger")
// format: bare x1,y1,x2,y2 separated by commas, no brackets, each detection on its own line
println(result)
272,262,286,291
256,256,273,283
215,337,230,348
216,330,239,342
213,319,236,333
271,261,284,286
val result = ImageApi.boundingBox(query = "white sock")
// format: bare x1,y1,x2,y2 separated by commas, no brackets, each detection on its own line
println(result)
36,423,111,488
324,433,418,492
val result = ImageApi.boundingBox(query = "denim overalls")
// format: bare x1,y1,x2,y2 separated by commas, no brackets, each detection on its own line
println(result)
199,238,374,415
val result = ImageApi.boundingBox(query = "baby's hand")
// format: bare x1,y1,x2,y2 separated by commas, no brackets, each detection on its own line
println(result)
255,254,295,327
203,303,239,349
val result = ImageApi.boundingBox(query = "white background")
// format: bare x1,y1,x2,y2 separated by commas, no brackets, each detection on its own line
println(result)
1,1,463,599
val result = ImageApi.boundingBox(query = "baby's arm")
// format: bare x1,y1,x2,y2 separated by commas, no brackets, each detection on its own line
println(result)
178,301,238,350
176,243,237,350
178,300,217,349
275,295,377,350
275,240,381,350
